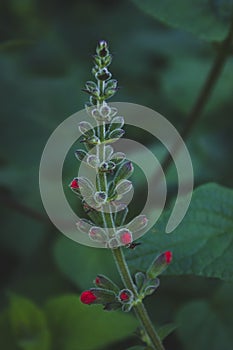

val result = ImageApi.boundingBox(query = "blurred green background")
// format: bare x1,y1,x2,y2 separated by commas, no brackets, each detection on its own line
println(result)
1,0,233,349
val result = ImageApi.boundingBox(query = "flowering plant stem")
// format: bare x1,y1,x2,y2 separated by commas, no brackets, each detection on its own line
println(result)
112,247,165,350
95,97,164,348
76,40,170,349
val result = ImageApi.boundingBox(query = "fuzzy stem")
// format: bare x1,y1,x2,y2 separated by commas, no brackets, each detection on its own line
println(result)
93,41,164,349
112,247,165,350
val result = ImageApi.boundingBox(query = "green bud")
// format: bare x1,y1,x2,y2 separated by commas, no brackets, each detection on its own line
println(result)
84,136,100,145
102,54,112,67
103,301,122,311
85,80,98,91
105,79,118,91
92,65,99,76
114,161,134,184
75,149,87,161
76,177,94,198
122,303,133,312
89,226,107,243
105,145,114,160
116,179,132,196
127,215,148,233
104,88,117,100
108,128,125,142
76,218,93,234
83,202,104,227
108,116,124,133
94,274,120,293
93,54,102,67
90,288,116,304
134,272,146,291
96,40,109,57
111,152,126,165
143,278,160,297
146,251,173,279
86,154,99,168
79,121,95,138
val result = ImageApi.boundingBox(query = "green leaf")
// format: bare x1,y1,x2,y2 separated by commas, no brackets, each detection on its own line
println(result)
162,58,233,115
8,294,50,350
127,183,233,281
176,283,233,350
157,323,177,340
45,294,138,350
0,311,15,350
54,236,120,290
131,0,233,41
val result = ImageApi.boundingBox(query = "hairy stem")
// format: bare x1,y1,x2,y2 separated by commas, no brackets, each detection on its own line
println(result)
96,114,164,349
161,17,233,174
112,247,165,350
94,44,164,349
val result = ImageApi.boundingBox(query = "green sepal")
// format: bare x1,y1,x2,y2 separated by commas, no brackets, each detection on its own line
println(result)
96,40,109,57
83,202,104,227
94,274,120,293
76,177,94,198
82,135,100,145
90,288,117,304
127,215,148,233
122,303,133,313
79,121,95,138
108,116,124,133
105,79,118,91
143,278,160,297
111,152,126,165
88,226,107,243
134,272,146,291
75,149,87,161
113,161,134,185
116,179,133,196
103,301,122,311
146,251,172,279
104,88,117,100
104,128,125,143
76,218,94,234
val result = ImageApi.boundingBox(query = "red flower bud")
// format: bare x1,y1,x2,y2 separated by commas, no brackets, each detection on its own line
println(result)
80,290,97,304
164,251,172,264
118,289,134,304
70,178,79,189
95,276,101,285
146,250,173,279
119,291,130,301
118,229,133,245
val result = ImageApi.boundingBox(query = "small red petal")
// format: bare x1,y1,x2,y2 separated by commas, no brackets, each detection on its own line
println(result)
164,251,172,264
95,277,101,285
80,290,97,304
70,179,79,189
120,292,129,301
120,231,132,245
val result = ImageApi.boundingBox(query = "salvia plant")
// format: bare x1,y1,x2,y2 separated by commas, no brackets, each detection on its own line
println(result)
69,40,172,350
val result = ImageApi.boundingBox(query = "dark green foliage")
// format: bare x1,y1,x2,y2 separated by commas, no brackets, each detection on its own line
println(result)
1,0,233,349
